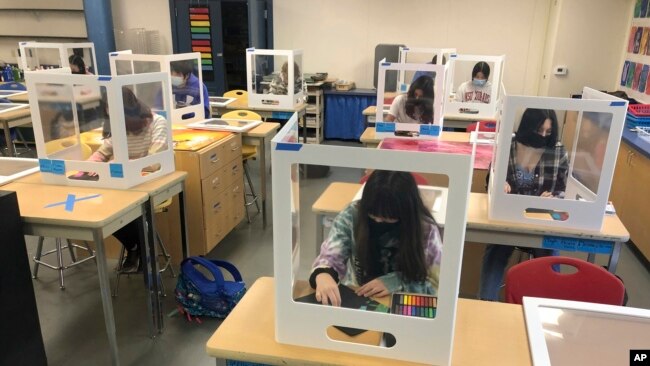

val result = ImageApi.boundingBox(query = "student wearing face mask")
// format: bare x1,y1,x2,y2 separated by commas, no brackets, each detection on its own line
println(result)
386,75,435,124
85,87,170,272
310,170,443,306
478,108,568,301
455,61,491,103
169,60,210,118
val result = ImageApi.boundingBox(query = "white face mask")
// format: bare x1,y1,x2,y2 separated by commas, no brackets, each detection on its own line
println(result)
171,76,184,87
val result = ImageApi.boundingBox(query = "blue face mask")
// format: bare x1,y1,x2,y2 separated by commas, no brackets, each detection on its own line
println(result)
472,78,487,87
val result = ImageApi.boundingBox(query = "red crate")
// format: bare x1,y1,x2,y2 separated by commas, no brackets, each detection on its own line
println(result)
628,104,650,116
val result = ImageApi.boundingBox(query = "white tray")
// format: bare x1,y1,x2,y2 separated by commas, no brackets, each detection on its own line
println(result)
208,96,237,107
187,118,262,133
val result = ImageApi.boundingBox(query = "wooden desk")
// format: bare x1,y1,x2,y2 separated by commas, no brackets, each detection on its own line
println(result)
312,183,630,273
362,106,491,130
1,182,151,366
0,105,31,156
206,277,531,366
241,122,280,228
7,92,29,103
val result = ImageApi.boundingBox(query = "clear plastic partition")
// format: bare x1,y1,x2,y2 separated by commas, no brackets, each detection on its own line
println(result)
65,47,97,75
25,72,174,189
246,48,304,109
375,59,447,139
398,47,456,93
22,47,62,70
272,117,473,364
169,58,202,115
444,55,504,119
19,42,97,74
489,89,627,230
523,297,650,366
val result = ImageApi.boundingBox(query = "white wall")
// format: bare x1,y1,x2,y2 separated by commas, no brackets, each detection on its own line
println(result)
110,0,173,54
273,0,551,95
538,0,634,97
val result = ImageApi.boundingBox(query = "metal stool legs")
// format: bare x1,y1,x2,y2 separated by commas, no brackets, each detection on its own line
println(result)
32,237,96,290
243,160,261,223
113,230,175,297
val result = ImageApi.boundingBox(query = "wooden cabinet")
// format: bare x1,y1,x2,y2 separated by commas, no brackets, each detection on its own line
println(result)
175,133,244,255
609,142,650,260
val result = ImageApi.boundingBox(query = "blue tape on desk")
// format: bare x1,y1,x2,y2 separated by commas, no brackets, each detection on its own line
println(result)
51,160,66,175
109,163,124,178
420,125,441,136
275,143,302,151
39,159,52,173
376,122,396,132
542,236,579,251
271,111,293,120
576,239,613,254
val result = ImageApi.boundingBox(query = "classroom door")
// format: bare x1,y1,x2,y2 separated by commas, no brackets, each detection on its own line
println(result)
171,0,227,95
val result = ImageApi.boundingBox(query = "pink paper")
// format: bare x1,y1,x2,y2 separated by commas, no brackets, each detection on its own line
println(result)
380,138,493,170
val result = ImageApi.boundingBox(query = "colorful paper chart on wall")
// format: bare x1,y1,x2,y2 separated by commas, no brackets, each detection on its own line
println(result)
620,1,650,103
189,6,214,74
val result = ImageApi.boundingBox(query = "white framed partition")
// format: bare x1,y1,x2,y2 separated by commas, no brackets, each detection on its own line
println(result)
108,51,205,125
444,54,505,120
397,47,456,93
488,88,628,231
523,297,650,366
25,71,174,189
375,58,448,140
246,48,305,109
272,114,474,365
19,42,98,74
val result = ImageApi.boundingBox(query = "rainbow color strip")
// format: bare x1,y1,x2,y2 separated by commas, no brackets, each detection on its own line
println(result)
391,293,437,318
189,6,213,71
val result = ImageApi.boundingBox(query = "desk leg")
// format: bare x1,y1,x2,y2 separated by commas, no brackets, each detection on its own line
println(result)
259,136,267,229
93,229,120,366
587,253,596,263
137,204,160,336
215,358,227,366
3,121,15,157
179,184,190,258
147,201,163,333
607,241,622,274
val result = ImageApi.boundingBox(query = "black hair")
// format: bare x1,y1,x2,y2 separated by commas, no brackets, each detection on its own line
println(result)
68,54,86,75
516,108,559,148
354,170,435,284
472,61,491,79
405,75,434,123
431,55,447,65
170,59,195,76
101,87,153,134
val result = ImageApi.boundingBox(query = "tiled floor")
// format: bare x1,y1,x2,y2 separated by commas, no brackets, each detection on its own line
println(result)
19,141,650,365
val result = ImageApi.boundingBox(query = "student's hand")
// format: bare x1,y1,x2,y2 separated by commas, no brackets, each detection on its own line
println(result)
356,278,389,298
540,191,553,198
315,273,341,306
504,182,511,193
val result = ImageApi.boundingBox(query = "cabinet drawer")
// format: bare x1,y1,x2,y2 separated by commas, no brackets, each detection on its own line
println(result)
203,192,228,243
198,142,226,179
223,158,243,189
201,168,228,204
226,181,245,227
224,134,242,163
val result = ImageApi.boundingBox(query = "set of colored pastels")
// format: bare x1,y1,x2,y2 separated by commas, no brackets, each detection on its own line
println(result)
391,293,437,318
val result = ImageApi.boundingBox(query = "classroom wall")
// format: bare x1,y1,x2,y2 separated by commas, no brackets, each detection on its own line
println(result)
538,0,634,97
110,0,174,54
273,0,551,95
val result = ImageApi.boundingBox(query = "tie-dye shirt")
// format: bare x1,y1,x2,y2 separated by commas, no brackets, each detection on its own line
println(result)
312,201,443,295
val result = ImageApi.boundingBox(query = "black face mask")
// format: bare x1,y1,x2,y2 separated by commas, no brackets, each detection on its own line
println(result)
516,133,550,149
367,218,400,237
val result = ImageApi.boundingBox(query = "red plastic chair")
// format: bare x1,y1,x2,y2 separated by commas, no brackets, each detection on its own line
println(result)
465,120,496,133
359,172,428,185
505,256,625,306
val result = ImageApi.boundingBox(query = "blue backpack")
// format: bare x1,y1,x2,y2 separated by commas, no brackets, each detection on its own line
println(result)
175,256,246,319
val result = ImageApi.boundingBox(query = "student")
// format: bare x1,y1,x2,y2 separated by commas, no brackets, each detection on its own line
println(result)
455,61,491,103
269,61,302,95
479,108,568,301
68,54,92,75
88,87,169,272
411,55,446,84
386,75,434,124
170,60,211,118
310,170,443,306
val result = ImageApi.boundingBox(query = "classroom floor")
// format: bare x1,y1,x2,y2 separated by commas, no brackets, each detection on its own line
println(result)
23,140,650,366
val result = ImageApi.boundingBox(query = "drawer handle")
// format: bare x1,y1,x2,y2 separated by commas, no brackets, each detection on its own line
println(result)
212,176,220,186
212,202,222,212
232,186,240,193
230,142,239,151
232,165,239,174
210,153,219,164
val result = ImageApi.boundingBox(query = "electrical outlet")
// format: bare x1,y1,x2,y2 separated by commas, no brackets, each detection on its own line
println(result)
554,65,568,76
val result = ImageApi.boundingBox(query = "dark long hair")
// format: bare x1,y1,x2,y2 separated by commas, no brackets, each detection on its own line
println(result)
516,108,559,148
354,170,435,283
101,87,153,135
68,54,86,74
472,61,491,79
405,75,434,124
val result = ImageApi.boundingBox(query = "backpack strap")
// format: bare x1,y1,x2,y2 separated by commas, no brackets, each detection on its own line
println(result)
181,256,226,290
210,259,243,282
